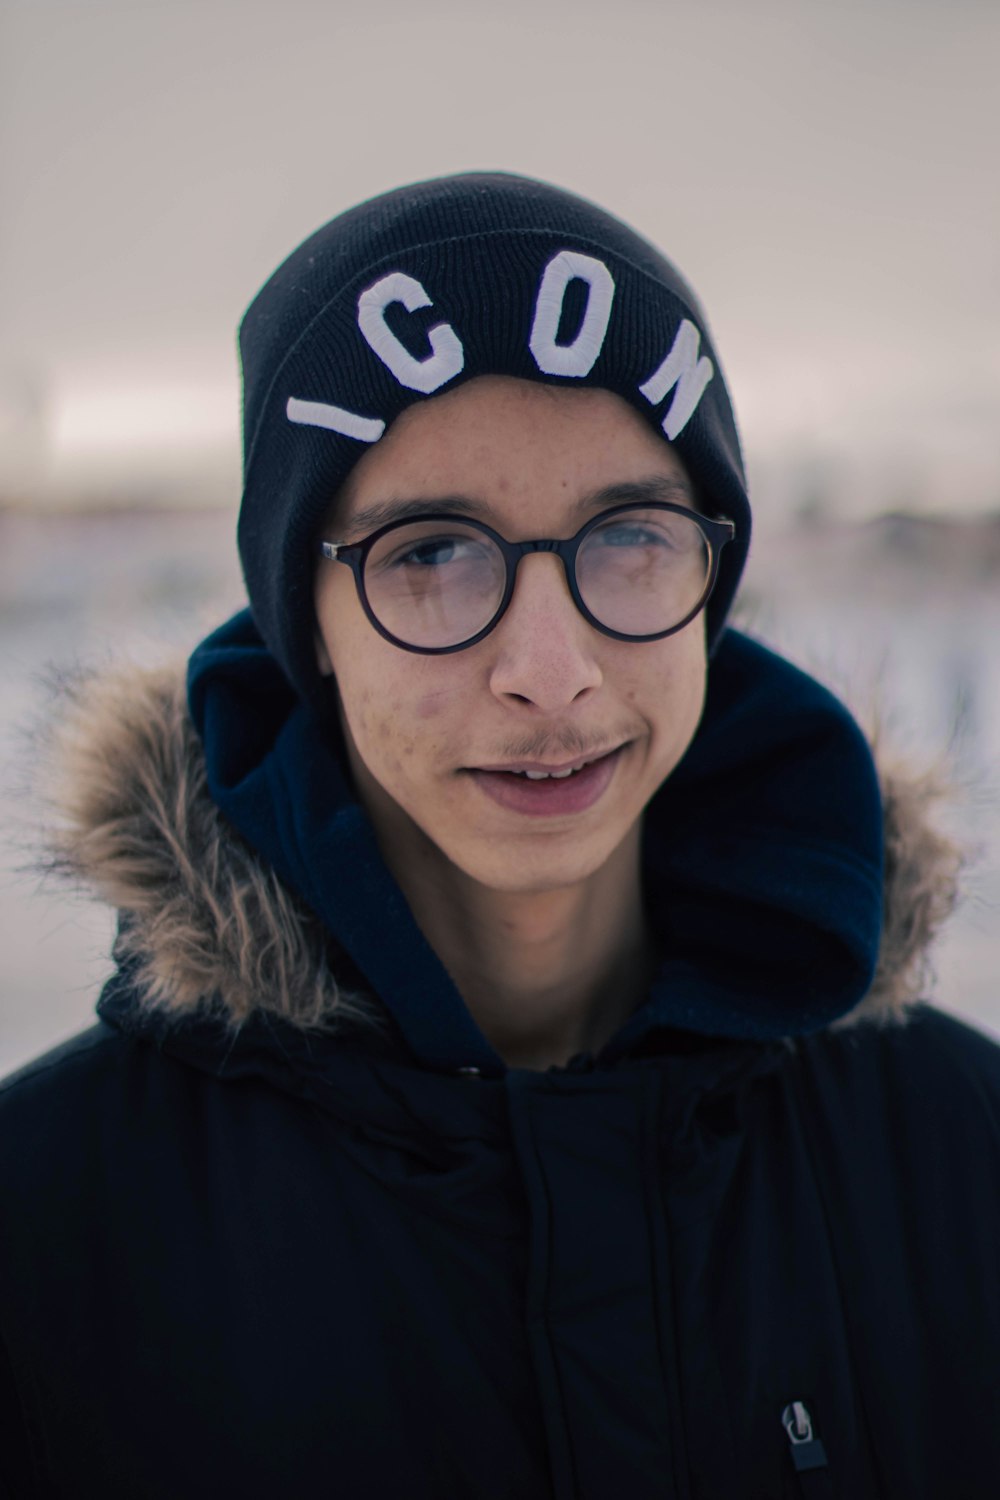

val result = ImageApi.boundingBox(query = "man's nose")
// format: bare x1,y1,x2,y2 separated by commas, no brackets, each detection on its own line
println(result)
487,554,603,712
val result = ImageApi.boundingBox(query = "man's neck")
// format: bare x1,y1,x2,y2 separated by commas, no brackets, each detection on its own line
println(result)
390,826,655,1071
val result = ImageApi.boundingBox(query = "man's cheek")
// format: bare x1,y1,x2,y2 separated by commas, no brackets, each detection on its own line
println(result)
415,688,456,722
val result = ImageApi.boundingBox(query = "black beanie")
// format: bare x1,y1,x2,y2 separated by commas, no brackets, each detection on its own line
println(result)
237,171,751,701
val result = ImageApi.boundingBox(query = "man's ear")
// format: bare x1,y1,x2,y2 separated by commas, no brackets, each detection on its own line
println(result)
315,629,334,677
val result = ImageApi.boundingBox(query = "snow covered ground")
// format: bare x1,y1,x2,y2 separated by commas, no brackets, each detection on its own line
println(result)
1,507,997,1076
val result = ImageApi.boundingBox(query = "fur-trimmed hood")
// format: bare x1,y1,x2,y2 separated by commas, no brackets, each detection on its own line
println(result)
41,640,963,1050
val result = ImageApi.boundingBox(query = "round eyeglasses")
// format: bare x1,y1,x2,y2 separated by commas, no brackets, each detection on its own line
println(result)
318,502,736,655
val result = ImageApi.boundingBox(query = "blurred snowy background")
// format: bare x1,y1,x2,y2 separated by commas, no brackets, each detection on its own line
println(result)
1,0,997,1073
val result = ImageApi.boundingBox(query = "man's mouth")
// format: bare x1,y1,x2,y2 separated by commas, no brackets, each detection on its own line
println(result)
467,746,626,816
473,749,619,779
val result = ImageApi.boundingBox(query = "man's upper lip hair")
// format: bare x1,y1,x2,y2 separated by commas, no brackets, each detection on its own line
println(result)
472,747,621,774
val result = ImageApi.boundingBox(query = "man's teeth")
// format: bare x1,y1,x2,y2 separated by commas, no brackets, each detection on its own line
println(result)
520,767,578,780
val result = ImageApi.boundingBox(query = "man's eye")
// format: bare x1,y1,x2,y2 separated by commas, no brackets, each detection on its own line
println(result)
398,539,461,567
383,534,488,570
596,523,672,548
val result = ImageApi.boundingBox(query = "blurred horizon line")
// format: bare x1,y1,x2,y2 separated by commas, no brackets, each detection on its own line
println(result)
1,490,998,533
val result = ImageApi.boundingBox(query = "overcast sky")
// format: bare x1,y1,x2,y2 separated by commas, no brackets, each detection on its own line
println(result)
1,0,998,519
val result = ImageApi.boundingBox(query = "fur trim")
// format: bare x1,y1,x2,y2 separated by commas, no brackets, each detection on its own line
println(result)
40,664,381,1035
37,662,964,1033
840,757,964,1026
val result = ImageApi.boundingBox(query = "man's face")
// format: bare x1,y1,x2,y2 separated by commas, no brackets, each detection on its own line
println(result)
314,375,708,896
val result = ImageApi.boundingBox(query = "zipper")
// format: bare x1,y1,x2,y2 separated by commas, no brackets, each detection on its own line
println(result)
782,1402,834,1498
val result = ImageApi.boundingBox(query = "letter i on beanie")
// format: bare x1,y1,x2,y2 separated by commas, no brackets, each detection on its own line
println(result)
236,172,752,701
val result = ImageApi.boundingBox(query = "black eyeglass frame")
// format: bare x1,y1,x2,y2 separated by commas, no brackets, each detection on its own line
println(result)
317,501,736,655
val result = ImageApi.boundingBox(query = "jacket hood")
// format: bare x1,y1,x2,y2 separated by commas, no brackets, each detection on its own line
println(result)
40,615,962,1074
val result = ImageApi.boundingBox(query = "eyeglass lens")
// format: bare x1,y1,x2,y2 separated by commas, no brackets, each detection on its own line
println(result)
361,508,713,649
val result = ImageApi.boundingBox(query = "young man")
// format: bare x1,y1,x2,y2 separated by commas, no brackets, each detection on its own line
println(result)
1,173,997,1498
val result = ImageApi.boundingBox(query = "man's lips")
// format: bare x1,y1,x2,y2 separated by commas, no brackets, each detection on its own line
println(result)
465,745,626,816
471,747,622,777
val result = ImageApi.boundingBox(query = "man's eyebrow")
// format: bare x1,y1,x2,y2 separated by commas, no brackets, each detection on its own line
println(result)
578,476,698,512
336,475,699,539
337,495,486,538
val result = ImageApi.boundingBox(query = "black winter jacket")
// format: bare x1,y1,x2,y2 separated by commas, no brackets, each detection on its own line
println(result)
1,628,998,1499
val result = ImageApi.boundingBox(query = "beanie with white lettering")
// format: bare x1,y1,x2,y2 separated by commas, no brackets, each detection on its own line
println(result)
237,171,751,701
